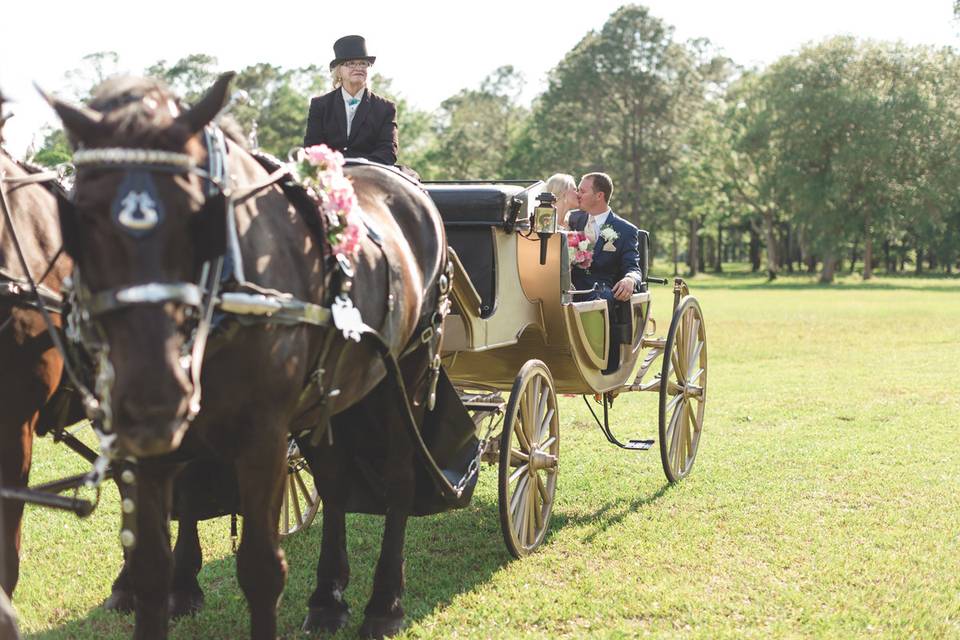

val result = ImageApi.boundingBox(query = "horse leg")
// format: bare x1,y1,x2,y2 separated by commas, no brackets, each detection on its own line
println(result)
103,550,135,613
360,423,416,639
169,517,204,617
0,415,32,598
302,430,352,633
234,436,287,640
128,464,176,640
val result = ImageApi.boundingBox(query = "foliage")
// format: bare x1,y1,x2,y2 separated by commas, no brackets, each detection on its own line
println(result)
18,5,960,279
29,127,72,167
423,66,528,180
507,5,730,239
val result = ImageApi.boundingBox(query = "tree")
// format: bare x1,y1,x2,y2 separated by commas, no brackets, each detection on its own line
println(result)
507,4,729,250
425,66,528,179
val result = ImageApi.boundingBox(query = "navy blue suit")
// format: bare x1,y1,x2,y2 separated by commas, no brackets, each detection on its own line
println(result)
568,209,643,301
568,209,643,372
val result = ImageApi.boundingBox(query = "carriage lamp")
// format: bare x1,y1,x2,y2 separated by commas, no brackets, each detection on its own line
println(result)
534,192,558,265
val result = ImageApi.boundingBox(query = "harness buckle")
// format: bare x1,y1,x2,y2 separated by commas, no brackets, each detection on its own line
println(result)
420,326,434,344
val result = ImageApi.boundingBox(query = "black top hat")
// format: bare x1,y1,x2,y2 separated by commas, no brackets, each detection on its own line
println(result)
330,35,376,70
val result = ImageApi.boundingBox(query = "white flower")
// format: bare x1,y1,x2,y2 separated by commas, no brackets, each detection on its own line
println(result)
578,240,591,251
600,226,619,242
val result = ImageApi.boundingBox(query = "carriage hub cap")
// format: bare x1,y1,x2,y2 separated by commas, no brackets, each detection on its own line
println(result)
529,449,557,472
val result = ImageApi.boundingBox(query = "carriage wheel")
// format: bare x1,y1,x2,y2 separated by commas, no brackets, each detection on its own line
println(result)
279,439,320,538
498,360,559,558
658,296,708,483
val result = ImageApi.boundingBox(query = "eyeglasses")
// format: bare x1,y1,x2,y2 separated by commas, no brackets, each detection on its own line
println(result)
343,61,371,69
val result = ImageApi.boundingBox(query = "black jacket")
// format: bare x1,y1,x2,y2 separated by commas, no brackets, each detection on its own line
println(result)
303,88,398,165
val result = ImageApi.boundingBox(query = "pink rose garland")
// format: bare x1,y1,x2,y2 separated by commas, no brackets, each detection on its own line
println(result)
298,144,367,259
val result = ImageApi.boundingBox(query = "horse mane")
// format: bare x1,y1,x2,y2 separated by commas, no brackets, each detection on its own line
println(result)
87,75,247,150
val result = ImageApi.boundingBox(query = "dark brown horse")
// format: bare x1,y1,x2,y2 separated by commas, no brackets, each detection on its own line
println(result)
0,97,71,600
47,73,445,639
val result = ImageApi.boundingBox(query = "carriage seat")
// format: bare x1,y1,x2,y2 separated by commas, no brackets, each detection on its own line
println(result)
425,184,528,318
425,184,523,226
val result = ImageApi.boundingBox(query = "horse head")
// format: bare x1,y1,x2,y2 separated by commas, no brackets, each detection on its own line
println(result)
45,73,235,458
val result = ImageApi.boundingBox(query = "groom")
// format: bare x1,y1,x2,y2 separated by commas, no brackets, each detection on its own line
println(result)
568,172,644,371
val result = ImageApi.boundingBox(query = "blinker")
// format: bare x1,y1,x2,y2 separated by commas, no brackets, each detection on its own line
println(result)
112,170,164,237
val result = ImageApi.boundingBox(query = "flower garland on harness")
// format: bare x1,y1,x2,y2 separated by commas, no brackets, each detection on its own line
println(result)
296,144,367,260
296,144,368,342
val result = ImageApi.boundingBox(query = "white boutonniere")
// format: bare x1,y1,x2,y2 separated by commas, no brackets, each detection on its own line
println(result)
599,225,619,242
600,225,619,251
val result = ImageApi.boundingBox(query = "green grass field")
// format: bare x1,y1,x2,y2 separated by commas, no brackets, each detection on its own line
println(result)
12,267,960,639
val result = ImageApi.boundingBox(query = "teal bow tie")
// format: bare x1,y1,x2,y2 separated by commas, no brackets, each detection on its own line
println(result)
347,98,360,106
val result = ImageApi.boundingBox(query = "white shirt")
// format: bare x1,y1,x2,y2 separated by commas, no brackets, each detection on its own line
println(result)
341,87,365,137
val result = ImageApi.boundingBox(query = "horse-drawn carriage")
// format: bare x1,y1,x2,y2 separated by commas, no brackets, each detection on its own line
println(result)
1,75,707,638
425,179,708,557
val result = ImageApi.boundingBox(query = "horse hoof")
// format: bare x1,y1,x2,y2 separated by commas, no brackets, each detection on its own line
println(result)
302,607,350,634
169,589,204,618
102,589,135,614
359,614,404,639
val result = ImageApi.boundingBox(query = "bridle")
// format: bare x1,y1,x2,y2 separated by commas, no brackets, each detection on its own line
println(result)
65,127,231,447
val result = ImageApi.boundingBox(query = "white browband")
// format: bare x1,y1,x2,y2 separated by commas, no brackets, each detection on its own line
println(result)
72,148,197,170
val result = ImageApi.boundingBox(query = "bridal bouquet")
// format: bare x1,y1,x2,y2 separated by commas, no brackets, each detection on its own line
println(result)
297,144,366,259
567,231,593,269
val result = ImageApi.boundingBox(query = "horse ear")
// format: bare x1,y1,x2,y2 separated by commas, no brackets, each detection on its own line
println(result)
36,85,104,145
176,72,236,136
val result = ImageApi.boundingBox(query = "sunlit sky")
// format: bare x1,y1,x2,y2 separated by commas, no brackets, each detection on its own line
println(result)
1,0,956,156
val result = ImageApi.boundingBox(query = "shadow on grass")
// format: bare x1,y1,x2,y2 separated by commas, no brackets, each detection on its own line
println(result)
24,493,519,639
551,481,675,545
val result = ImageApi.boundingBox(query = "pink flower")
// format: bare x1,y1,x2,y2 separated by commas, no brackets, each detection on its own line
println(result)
304,144,345,170
567,231,593,268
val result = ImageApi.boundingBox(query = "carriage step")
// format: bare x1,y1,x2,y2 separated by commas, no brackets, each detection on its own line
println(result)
625,439,654,450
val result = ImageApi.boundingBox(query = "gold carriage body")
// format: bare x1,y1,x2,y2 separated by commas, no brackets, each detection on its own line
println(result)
430,180,651,394
425,180,707,558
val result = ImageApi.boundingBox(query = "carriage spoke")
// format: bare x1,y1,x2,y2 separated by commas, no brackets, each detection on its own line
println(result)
511,474,529,519
509,463,530,485
537,405,554,442
688,336,704,374
289,475,304,526
510,448,530,465
688,366,705,386
668,399,685,469
671,347,685,384
673,402,689,472
282,475,290,533
527,378,541,442
665,392,684,415
530,478,543,540
293,467,313,504
535,471,549,504
539,435,557,452
664,396,684,447
533,395,555,442
684,317,700,372
514,417,532,453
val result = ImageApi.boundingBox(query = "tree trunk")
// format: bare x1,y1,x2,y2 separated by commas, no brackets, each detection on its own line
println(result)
715,222,723,272
819,252,837,284
749,227,761,272
672,218,678,276
863,215,874,280
688,217,700,276
849,237,859,275
762,212,777,280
